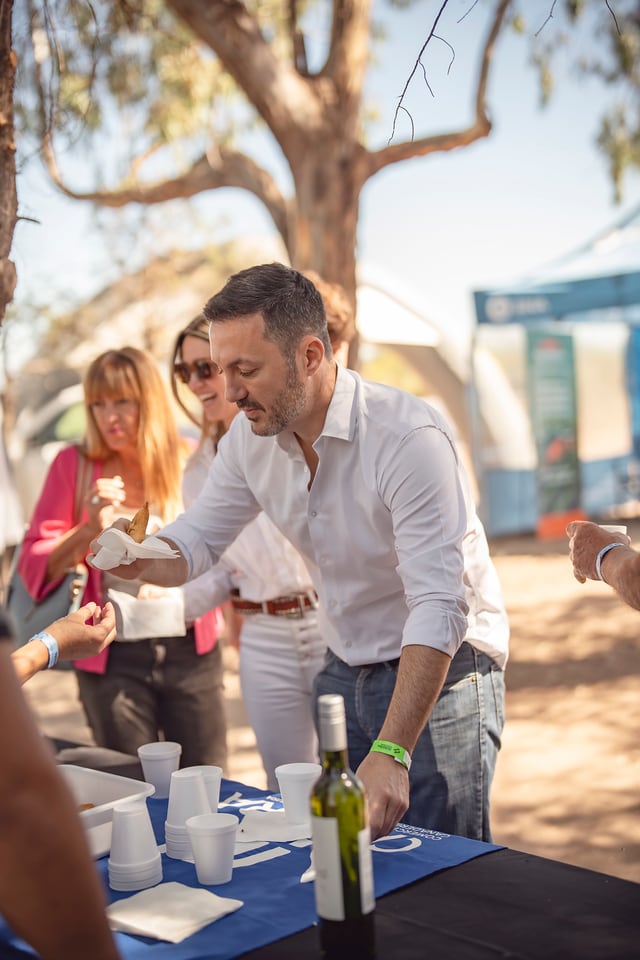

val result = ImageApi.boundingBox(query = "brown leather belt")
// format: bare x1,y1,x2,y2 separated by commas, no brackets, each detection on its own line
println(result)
230,589,318,619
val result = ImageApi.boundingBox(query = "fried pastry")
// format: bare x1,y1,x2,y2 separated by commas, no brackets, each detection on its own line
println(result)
127,502,149,543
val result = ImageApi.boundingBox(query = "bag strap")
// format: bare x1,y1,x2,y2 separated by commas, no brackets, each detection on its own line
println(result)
72,447,93,528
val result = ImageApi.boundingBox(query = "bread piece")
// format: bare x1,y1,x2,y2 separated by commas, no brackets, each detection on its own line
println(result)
127,502,149,543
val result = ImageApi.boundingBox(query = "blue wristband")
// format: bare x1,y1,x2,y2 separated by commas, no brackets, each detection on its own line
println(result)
595,542,626,583
29,631,59,669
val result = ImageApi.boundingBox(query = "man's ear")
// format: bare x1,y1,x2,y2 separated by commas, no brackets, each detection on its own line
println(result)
301,336,326,377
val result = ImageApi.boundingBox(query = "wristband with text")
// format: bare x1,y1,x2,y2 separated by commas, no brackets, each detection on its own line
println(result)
29,631,59,670
595,542,626,582
370,739,412,771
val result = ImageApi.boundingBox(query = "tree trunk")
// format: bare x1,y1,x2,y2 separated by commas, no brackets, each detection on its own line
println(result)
0,0,17,326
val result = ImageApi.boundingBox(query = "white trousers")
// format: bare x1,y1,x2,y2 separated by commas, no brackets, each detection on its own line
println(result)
238,612,326,791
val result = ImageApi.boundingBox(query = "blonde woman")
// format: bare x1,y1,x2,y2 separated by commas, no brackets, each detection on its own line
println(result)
171,316,327,791
18,347,227,766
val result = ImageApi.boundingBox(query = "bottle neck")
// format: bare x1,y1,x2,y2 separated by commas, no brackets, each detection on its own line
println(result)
321,747,350,772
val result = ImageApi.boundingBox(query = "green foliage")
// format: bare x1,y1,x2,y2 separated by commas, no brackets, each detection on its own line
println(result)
14,0,246,163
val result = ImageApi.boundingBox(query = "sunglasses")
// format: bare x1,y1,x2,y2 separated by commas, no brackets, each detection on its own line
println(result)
173,359,218,384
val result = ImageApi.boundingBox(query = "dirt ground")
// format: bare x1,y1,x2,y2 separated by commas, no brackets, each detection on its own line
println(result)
23,525,640,885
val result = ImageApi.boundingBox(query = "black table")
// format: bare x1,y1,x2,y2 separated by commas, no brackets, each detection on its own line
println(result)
238,846,639,960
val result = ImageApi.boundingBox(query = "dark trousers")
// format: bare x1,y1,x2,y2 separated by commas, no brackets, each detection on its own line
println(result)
75,634,227,768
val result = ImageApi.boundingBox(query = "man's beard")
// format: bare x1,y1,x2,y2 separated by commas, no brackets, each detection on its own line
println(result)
244,366,307,437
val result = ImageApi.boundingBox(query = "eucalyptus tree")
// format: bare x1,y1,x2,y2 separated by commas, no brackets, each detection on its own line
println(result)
10,0,640,325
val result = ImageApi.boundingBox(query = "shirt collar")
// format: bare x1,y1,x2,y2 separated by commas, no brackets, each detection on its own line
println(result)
275,363,356,453
319,363,356,442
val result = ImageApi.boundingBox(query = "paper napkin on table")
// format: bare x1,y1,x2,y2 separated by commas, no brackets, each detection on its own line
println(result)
106,882,243,943
237,809,311,843
91,528,181,570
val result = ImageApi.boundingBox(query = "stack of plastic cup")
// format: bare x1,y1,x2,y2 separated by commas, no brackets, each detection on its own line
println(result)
137,741,182,800
186,813,239,885
165,768,210,861
184,765,223,811
108,799,162,891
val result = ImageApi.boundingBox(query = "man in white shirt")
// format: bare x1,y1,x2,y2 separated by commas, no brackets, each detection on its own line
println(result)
96,263,508,842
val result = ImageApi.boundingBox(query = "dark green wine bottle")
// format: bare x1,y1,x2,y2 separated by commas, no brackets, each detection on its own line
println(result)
310,693,375,959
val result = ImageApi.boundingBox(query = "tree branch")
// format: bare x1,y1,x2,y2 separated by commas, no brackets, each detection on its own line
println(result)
373,0,511,175
40,138,290,246
166,0,323,143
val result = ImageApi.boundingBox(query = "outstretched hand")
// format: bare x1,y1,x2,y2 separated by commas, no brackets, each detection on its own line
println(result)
45,601,117,660
566,520,630,583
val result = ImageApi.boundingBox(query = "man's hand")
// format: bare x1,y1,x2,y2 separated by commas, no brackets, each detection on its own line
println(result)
46,601,117,660
355,751,409,840
566,520,630,583
87,519,189,585
12,602,117,684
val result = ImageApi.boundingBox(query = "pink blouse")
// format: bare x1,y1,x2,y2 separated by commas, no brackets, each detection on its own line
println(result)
18,444,223,674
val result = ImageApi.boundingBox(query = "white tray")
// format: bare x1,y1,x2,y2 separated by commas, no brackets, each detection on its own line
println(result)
61,764,155,858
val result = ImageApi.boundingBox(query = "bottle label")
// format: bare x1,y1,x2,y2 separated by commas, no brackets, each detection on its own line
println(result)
311,817,375,920
358,826,375,914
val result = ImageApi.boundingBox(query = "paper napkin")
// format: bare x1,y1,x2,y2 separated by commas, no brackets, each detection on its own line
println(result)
237,809,311,843
106,882,243,943
91,528,181,570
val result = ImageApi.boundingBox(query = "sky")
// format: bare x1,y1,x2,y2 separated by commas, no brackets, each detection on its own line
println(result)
7,1,640,375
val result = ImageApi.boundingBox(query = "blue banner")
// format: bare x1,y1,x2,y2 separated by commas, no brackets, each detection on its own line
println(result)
474,271,640,325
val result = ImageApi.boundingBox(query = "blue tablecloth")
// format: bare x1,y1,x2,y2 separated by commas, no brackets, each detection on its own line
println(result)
1,778,502,959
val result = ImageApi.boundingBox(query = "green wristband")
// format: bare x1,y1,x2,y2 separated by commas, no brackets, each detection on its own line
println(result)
370,739,412,771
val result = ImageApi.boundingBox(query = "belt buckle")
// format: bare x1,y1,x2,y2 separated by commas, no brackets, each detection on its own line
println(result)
276,594,305,619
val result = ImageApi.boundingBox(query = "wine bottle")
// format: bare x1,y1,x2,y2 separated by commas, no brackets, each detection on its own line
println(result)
310,693,375,959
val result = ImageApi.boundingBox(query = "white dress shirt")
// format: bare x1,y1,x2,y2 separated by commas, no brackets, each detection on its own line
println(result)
163,365,509,668
180,437,318,613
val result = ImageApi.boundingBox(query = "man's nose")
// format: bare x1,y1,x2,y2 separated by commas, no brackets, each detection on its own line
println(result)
225,376,246,403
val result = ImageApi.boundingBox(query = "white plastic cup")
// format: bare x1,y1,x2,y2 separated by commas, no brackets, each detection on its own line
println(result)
186,813,239,885
600,524,628,536
274,762,322,827
166,768,210,828
108,799,160,868
185,765,223,811
137,741,182,799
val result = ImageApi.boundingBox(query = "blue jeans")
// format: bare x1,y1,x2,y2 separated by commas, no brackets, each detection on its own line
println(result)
312,642,505,841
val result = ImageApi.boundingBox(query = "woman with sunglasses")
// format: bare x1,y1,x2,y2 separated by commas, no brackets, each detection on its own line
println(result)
171,316,327,791
18,347,227,767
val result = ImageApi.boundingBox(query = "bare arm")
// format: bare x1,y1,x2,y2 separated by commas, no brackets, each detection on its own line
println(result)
11,602,117,685
355,644,451,840
567,520,640,610
0,639,120,960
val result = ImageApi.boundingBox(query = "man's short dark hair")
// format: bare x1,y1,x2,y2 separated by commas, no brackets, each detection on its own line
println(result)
203,263,332,360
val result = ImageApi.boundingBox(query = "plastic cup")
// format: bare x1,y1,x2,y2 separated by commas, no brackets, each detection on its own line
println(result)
186,813,239,885
166,768,210,828
185,765,223,811
600,524,628,536
108,799,160,868
274,762,322,827
137,741,182,799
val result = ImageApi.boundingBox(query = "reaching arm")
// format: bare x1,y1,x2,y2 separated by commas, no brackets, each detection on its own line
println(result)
567,520,640,610
11,602,117,684
0,626,121,959
355,645,451,840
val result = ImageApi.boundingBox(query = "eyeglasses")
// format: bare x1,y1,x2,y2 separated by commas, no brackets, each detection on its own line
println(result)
173,359,218,384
